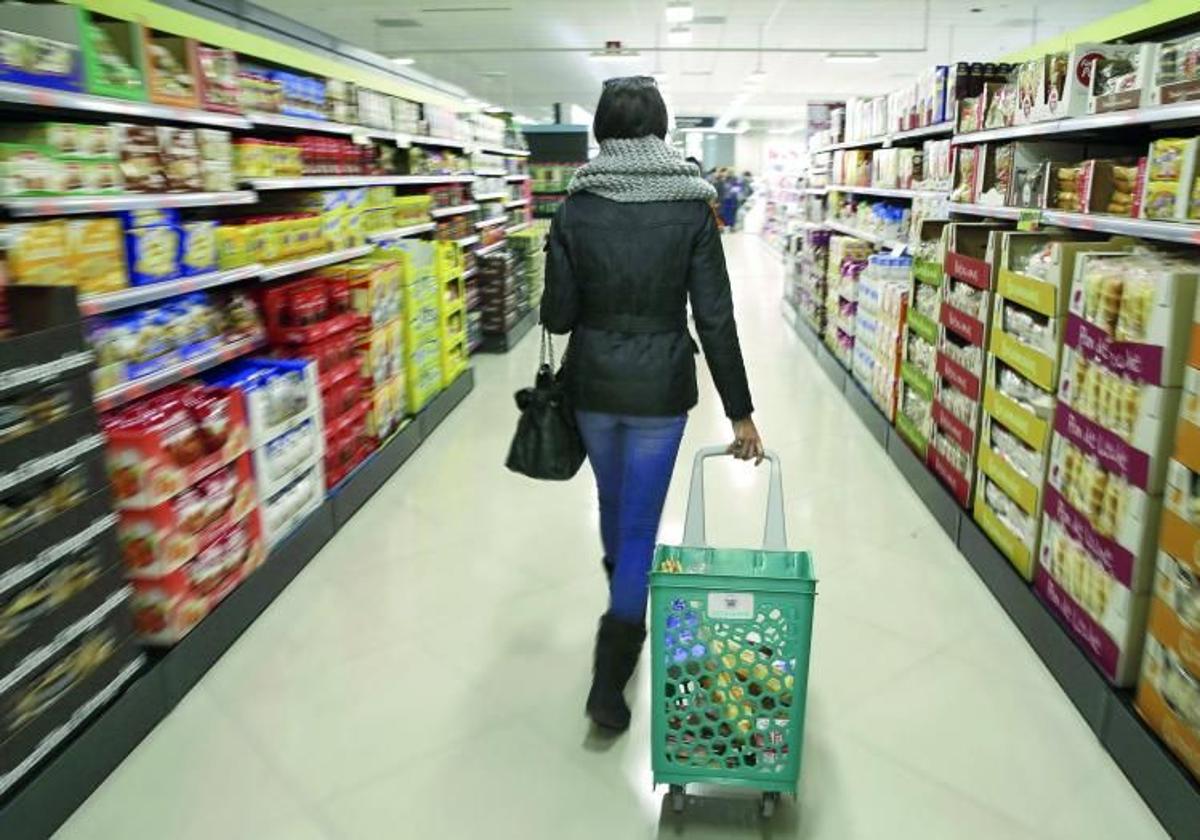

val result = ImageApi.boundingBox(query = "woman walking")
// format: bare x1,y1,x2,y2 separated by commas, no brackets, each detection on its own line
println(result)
540,76,763,733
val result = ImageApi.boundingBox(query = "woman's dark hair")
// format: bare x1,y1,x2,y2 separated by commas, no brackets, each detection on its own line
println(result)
593,76,669,141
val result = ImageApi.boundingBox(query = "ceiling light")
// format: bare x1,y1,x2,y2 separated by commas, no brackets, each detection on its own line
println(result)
392,57,415,66
483,106,506,114
665,1,694,23
667,25,693,46
825,51,881,63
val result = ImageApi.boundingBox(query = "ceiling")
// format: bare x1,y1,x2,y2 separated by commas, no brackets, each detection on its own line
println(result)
252,0,1134,126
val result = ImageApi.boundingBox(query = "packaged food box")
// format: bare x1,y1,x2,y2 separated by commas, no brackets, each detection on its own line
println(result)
179,220,217,277
0,4,83,93
129,511,265,645
117,453,256,576
80,13,145,100
196,46,239,113
143,29,198,107
113,123,165,193
261,461,323,546
252,416,322,499
7,220,73,286
0,143,62,196
68,217,128,295
156,126,201,192
102,384,250,509
1136,608,1200,783
209,357,319,448
124,224,181,286
1140,137,1200,221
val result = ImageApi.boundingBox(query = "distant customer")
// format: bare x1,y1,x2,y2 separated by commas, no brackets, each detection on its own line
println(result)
541,76,763,733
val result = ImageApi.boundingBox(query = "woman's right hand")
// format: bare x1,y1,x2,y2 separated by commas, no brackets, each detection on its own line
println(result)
729,417,764,465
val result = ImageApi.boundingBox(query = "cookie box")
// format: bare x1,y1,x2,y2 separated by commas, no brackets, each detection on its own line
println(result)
0,498,120,676
1136,627,1200,783
1053,394,1179,496
1013,44,1114,124
156,126,201,193
80,11,145,101
210,357,320,448
128,511,264,645
103,385,250,510
124,223,181,286
1035,519,1151,685
179,221,217,277
1172,369,1200,475
1149,552,1200,678
1139,137,1200,221
0,3,83,93
112,123,164,193
68,218,129,296
253,416,322,500
260,460,323,546
1087,43,1158,114
142,29,199,108
322,373,366,425
1162,459,1200,578
195,47,239,114
116,453,256,577
0,595,141,799
1046,433,1159,583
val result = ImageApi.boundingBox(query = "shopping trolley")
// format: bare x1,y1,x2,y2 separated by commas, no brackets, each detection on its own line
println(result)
650,446,816,819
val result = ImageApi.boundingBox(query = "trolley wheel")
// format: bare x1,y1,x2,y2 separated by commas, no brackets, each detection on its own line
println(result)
670,785,686,814
760,792,779,819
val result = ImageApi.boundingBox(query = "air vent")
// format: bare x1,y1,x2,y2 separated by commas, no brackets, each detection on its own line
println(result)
693,15,727,24
375,17,420,28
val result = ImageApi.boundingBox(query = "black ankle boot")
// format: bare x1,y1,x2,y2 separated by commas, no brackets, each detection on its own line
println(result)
587,613,646,732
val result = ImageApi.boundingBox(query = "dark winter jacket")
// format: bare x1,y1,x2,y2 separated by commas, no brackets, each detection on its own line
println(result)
539,192,754,420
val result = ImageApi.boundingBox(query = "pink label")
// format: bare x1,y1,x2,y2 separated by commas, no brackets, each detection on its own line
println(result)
941,303,985,346
932,399,976,452
946,252,991,290
1043,485,1135,586
929,447,971,507
1064,314,1164,386
937,353,981,400
1054,403,1151,489
1035,568,1121,681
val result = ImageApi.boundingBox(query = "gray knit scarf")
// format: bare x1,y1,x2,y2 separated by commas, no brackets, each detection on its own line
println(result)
568,136,717,203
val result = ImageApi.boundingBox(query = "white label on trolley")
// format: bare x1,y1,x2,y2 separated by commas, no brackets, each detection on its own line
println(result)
708,592,754,620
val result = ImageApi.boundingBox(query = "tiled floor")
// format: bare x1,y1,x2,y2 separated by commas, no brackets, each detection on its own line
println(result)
55,234,1168,839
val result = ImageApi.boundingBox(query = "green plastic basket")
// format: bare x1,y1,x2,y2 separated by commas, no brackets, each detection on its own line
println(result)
650,447,816,805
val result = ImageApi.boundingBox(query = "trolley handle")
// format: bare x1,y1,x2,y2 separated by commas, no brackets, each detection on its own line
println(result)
681,445,787,551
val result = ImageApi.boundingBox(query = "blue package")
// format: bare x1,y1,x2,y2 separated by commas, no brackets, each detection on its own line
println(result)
124,224,181,286
119,208,181,230
180,220,218,277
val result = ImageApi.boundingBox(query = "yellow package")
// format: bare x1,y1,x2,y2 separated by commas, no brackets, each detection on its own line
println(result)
217,225,249,270
258,220,284,264
366,186,391,210
243,222,268,265
9,221,75,286
67,218,127,294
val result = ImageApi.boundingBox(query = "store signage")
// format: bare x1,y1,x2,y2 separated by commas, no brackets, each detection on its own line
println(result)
676,116,716,129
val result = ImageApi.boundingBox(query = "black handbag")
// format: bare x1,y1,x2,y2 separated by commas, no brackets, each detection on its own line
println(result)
505,329,586,480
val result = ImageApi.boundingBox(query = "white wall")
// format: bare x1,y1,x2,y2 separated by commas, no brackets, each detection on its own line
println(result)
734,132,766,175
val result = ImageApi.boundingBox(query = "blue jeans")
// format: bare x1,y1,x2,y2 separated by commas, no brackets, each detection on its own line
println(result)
576,411,687,623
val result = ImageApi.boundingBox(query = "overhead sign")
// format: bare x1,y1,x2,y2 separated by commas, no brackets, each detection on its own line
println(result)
676,115,716,129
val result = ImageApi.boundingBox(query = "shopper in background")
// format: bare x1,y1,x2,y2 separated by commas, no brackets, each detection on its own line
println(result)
718,169,741,230
541,75,762,734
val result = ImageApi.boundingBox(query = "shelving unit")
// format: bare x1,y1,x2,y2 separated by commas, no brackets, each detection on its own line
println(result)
366,222,437,242
78,265,265,316
505,198,530,208
474,191,509,202
258,245,376,281
828,184,948,200
0,80,253,128
430,203,480,218
475,216,507,229
475,240,506,256
825,220,907,251
403,133,470,149
4,191,256,218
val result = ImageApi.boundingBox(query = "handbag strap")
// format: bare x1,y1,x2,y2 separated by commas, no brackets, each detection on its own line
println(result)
540,327,556,370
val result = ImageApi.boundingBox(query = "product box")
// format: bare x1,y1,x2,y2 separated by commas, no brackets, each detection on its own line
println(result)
1140,137,1200,221
211,357,320,449
179,220,217,277
1149,552,1200,679
1151,36,1200,106
260,460,324,546
103,386,250,510
117,453,256,576
142,29,198,107
1162,459,1200,578
1065,252,1199,389
80,12,146,101
0,3,84,93
7,220,72,286
1036,518,1151,685
68,218,129,295
124,224,181,286
976,469,1040,577
253,416,322,500
1136,614,1200,783
1013,44,1113,124
1004,141,1087,207
156,127,202,192
1088,44,1159,113
129,511,265,645
112,123,165,193
195,45,239,114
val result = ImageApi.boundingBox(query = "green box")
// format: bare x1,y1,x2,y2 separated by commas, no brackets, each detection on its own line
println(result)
80,11,146,101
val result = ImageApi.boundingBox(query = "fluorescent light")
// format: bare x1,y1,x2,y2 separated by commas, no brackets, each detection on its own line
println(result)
825,51,881,63
483,106,506,114
665,1,694,23
667,25,693,46
392,57,415,66
589,48,640,60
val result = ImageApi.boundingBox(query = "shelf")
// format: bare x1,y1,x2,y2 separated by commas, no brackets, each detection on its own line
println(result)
430,203,480,218
258,245,375,281
506,174,531,182
949,203,1200,244
249,174,471,190
477,308,537,353
403,133,470,150
366,222,436,242
812,121,954,154
475,240,506,256
475,216,506,229
462,267,477,280
456,235,481,247
505,198,530,208
802,186,827,196
952,101,1200,146
79,265,264,316
93,332,266,412
246,110,355,135
3,191,256,218
828,184,948,200
474,191,509,202
475,144,531,157
506,222,530,235
0,81,253,129
472,168,509,177
825,220,908,251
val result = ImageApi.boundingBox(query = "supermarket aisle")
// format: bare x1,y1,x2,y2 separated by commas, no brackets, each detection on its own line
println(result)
56,235,1166,840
